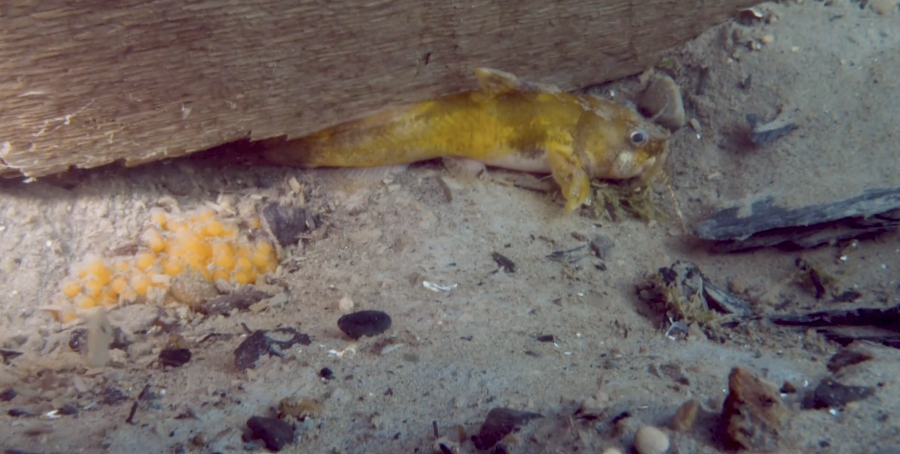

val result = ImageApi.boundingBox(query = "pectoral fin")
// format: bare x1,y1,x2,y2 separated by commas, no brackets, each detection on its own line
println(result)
546,145,591,214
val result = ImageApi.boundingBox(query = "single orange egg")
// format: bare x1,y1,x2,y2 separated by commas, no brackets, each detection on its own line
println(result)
130,274,152,296
232,269,253,285
235,256,253,272
212,242,236,270
149,208,168,229
110,275,128,294
82,278,105,297
135,252,156,271
75,295,97,310
83,257,113,286
100,289,119,307
162,257,184,276
142,228,166,253
60,310,79,323
61,280,82,298
204,220,224,237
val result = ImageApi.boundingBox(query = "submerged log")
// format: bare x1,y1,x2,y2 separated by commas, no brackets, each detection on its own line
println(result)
1,0,759,178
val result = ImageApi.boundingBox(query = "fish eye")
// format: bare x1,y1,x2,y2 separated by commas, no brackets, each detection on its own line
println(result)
629,129,649,146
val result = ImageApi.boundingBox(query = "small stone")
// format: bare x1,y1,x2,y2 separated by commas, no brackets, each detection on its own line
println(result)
659,363,690,386
670,399,700,432
870,0,898,15
0,387,16,401
827,344,874,373
811,379,875,409
590,235,615,260
720,367,786,452
780,381,798,394
634,425,670,454
319,367,335,380
338,295,355,313
260,203,316,248
158,348,192,367
471,408,543,450
638,75,686,132
246,415,295,452
337,310,392,340
575,393,609,420
168,273,219,310
101,387,129,406
8,408,32,417
58,404,79,415
69,328,88,352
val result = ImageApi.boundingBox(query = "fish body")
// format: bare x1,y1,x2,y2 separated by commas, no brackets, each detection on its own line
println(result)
265,68,670,213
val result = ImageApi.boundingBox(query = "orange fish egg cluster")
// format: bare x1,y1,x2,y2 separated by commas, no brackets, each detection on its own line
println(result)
55,208,277,323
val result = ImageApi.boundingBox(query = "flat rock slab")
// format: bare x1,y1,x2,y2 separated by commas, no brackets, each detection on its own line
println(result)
693,187,900,252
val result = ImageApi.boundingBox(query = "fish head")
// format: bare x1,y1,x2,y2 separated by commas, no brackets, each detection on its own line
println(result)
577,98,671,184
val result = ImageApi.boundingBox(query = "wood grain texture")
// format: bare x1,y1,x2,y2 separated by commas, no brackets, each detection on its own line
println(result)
0,0,759,178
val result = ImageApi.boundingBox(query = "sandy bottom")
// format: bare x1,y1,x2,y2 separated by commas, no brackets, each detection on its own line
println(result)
2,1,900,453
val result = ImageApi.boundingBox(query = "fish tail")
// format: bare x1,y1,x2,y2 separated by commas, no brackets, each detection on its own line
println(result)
264,103,443,169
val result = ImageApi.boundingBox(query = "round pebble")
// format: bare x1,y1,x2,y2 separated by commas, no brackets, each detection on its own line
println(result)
634,425,670,454
638,75,685,132
337,310,392,340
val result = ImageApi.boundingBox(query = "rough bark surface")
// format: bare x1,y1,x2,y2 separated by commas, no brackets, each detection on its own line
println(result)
0,0,759,178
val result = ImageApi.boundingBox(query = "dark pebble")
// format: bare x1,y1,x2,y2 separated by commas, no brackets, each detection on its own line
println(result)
491,252,516,273
8,408,32,417
471,407,543,450
535,334,554,343
159,348,192,367
590,235,615,259
319,367,335,380
0,387,16,401
827,345,874,373
812,379,875,409
337,310,392,340
260,203,317,248
101,387,129,406
58,404,79,415
780,381,797,394
69,328,88,352
234,327,311,370
246,415,295,452
69,327,129,352
0,349,23,365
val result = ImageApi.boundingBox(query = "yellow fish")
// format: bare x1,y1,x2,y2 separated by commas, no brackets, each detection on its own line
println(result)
264,68,670,213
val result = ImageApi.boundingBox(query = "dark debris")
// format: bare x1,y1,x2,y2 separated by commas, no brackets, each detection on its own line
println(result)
246,415,295,452
810,379,875,409
198,289,272,316
491,252,516,273
159,348,192,367
234,327,312,370
747,113,798,147
471,407,543,450
260,203,317,248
